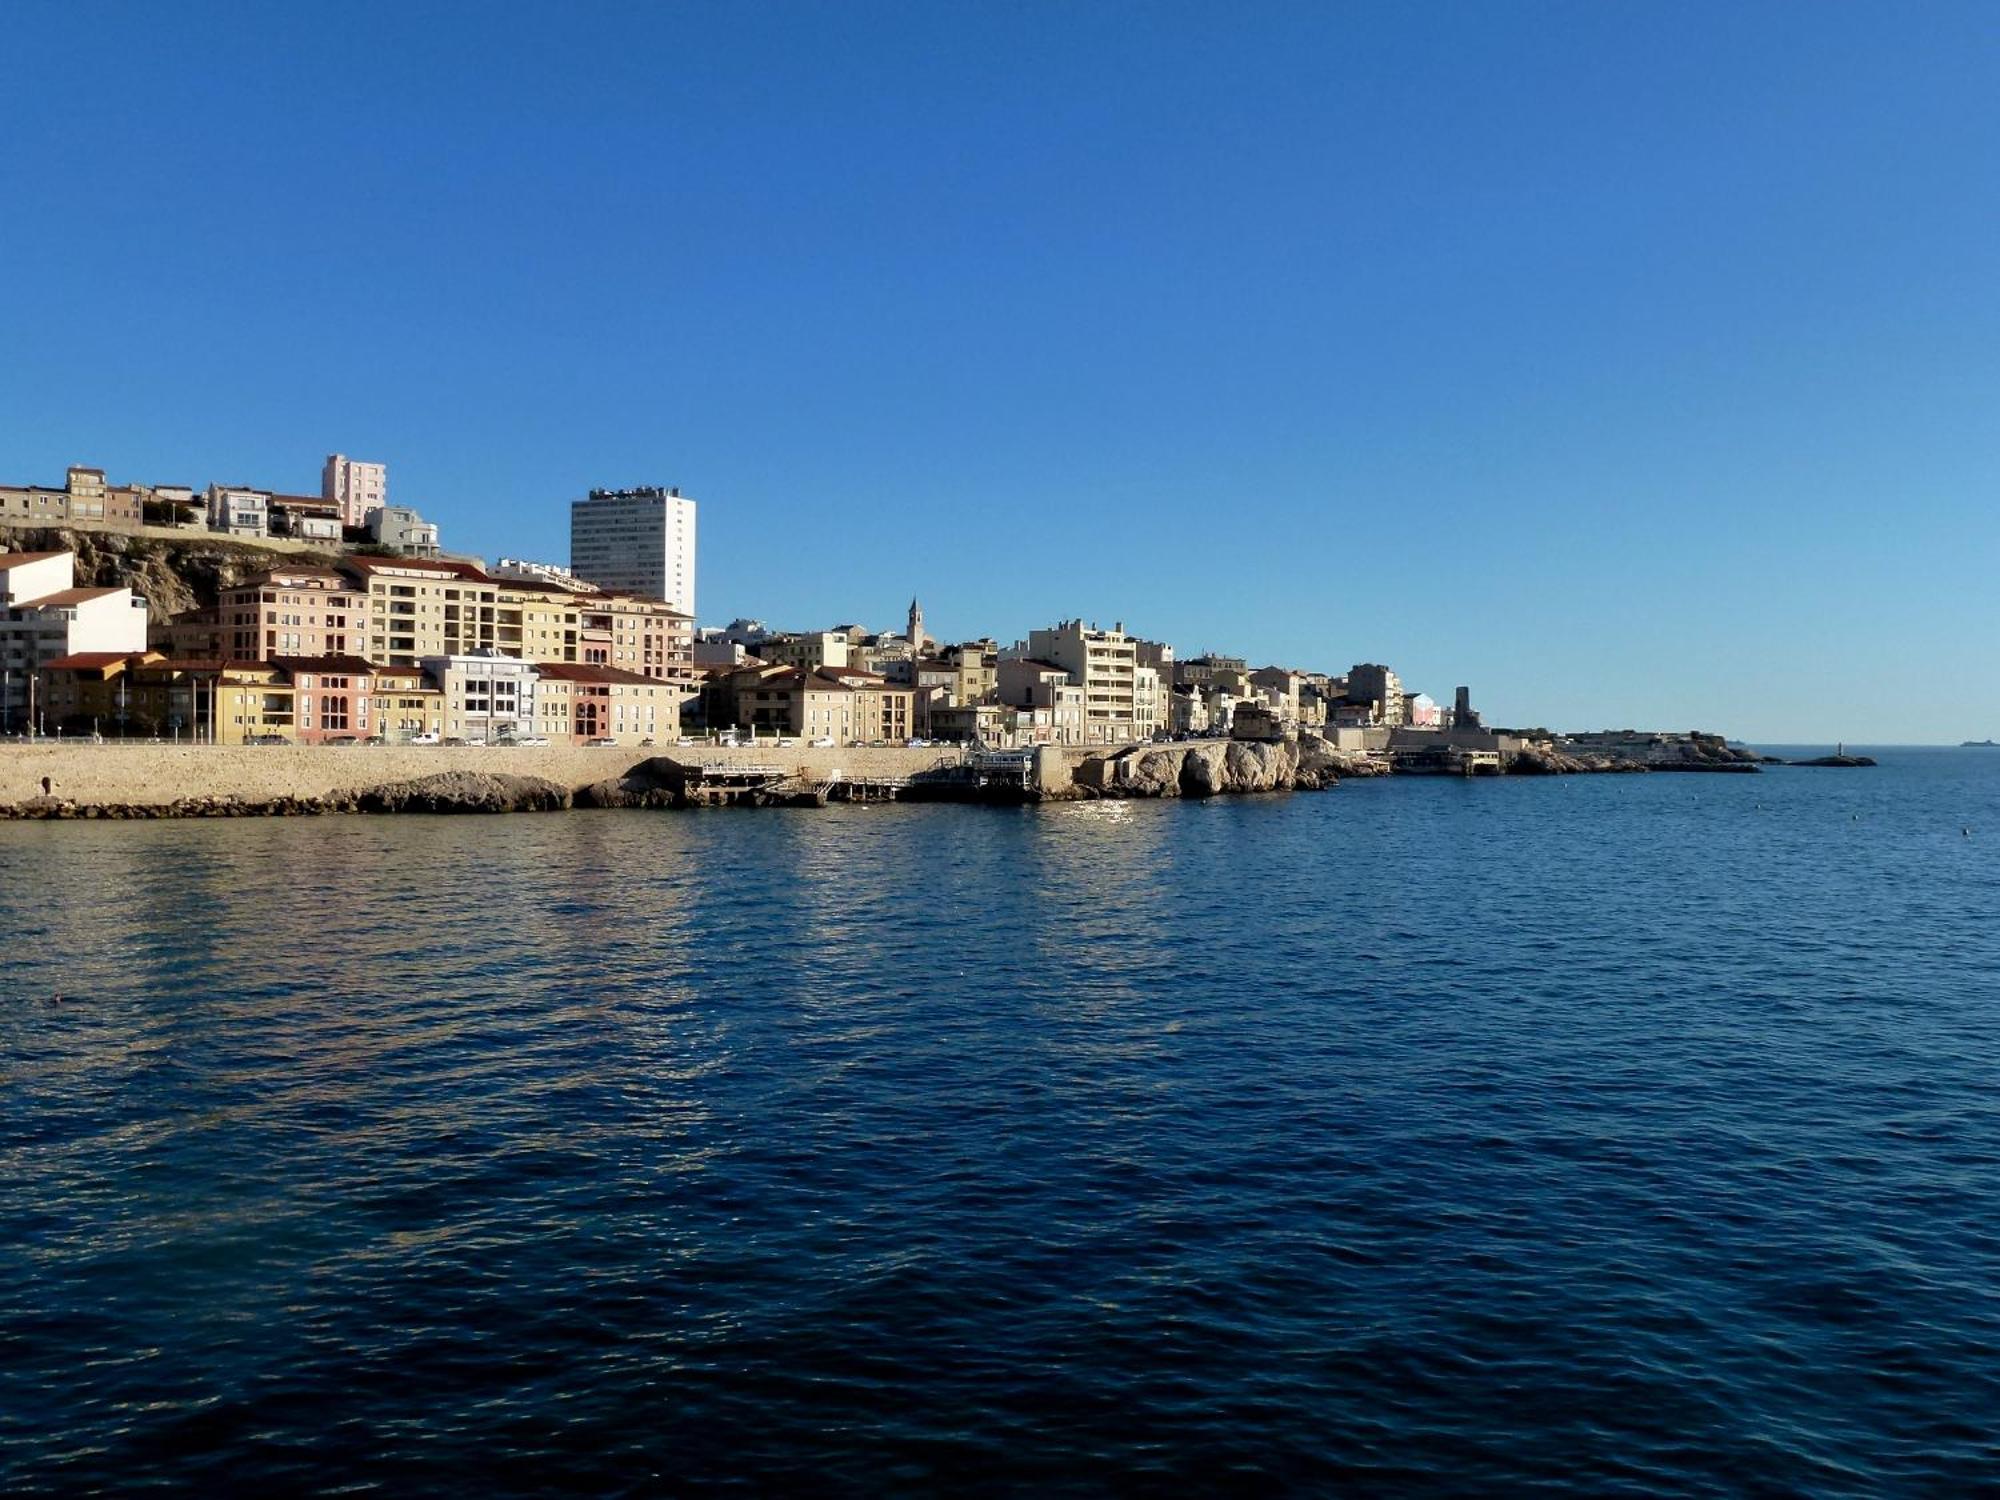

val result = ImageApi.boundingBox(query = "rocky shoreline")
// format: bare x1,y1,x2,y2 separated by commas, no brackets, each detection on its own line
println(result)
0,730,1854,821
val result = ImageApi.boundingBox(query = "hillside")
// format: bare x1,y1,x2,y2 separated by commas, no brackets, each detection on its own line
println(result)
1,526,347,623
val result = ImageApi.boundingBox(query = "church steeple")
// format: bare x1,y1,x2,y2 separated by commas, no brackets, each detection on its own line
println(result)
908,597,926,655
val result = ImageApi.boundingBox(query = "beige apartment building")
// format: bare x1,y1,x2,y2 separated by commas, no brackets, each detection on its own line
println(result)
342,557,480,666
709,663,912,744
578,593,697,688
216,568,366,662
827,667,914,743
533,662,675,745
1022,620,1160,745
1346,663,1406,726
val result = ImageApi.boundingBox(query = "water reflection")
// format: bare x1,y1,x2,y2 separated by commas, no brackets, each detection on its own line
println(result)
9,763,2000,1496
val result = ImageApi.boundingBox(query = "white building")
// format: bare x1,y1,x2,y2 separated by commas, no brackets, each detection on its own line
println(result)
323,454,387,529
207,485,271,538
570,486,696,615
491,557,596,592
1,550,149,732
420,649,537,743
368,505,441,558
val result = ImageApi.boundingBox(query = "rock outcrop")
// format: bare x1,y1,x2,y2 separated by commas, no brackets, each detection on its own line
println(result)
1077,735,1386,800
355,772,572,814
575,758,683,808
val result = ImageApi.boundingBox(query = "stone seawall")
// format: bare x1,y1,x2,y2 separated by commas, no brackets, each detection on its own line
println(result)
0,743,966,817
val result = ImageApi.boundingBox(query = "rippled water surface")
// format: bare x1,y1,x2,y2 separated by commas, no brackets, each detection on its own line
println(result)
5,750,2000,1495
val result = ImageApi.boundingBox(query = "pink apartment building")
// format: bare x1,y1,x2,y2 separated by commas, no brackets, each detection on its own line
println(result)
322,454,387,529
276,655,378,743
218,569,367,662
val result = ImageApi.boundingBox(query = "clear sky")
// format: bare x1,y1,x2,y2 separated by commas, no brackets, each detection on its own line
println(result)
3,2,1995,740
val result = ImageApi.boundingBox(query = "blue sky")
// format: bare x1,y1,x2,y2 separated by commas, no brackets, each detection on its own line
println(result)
3,2,1995,740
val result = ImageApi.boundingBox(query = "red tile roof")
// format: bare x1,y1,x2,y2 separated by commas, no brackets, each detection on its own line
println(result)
532,662,665,686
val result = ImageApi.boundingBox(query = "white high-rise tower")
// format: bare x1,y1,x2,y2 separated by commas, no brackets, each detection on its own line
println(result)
570,485,697,614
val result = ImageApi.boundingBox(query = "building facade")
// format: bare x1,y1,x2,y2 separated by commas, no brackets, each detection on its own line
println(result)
996,658,1087,745
422,650,537,743
532,662,674,744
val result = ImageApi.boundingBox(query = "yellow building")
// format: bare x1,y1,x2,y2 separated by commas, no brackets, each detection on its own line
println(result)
36,650,163,734
369,665,445,742
341,557,506,668
214,664,297,743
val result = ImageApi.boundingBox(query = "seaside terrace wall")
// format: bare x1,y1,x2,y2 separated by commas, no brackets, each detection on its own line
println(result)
0,742,971,812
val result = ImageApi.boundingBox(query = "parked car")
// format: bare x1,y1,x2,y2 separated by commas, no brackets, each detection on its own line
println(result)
585,736,618,747
639,737,655,747
777,737,798,748
441,736,468,747
508,735,551,747
675,737,695,747
409,732,442,745
809,736,836,748
247,734,288,746
326,735,359,747
905,737,929,748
